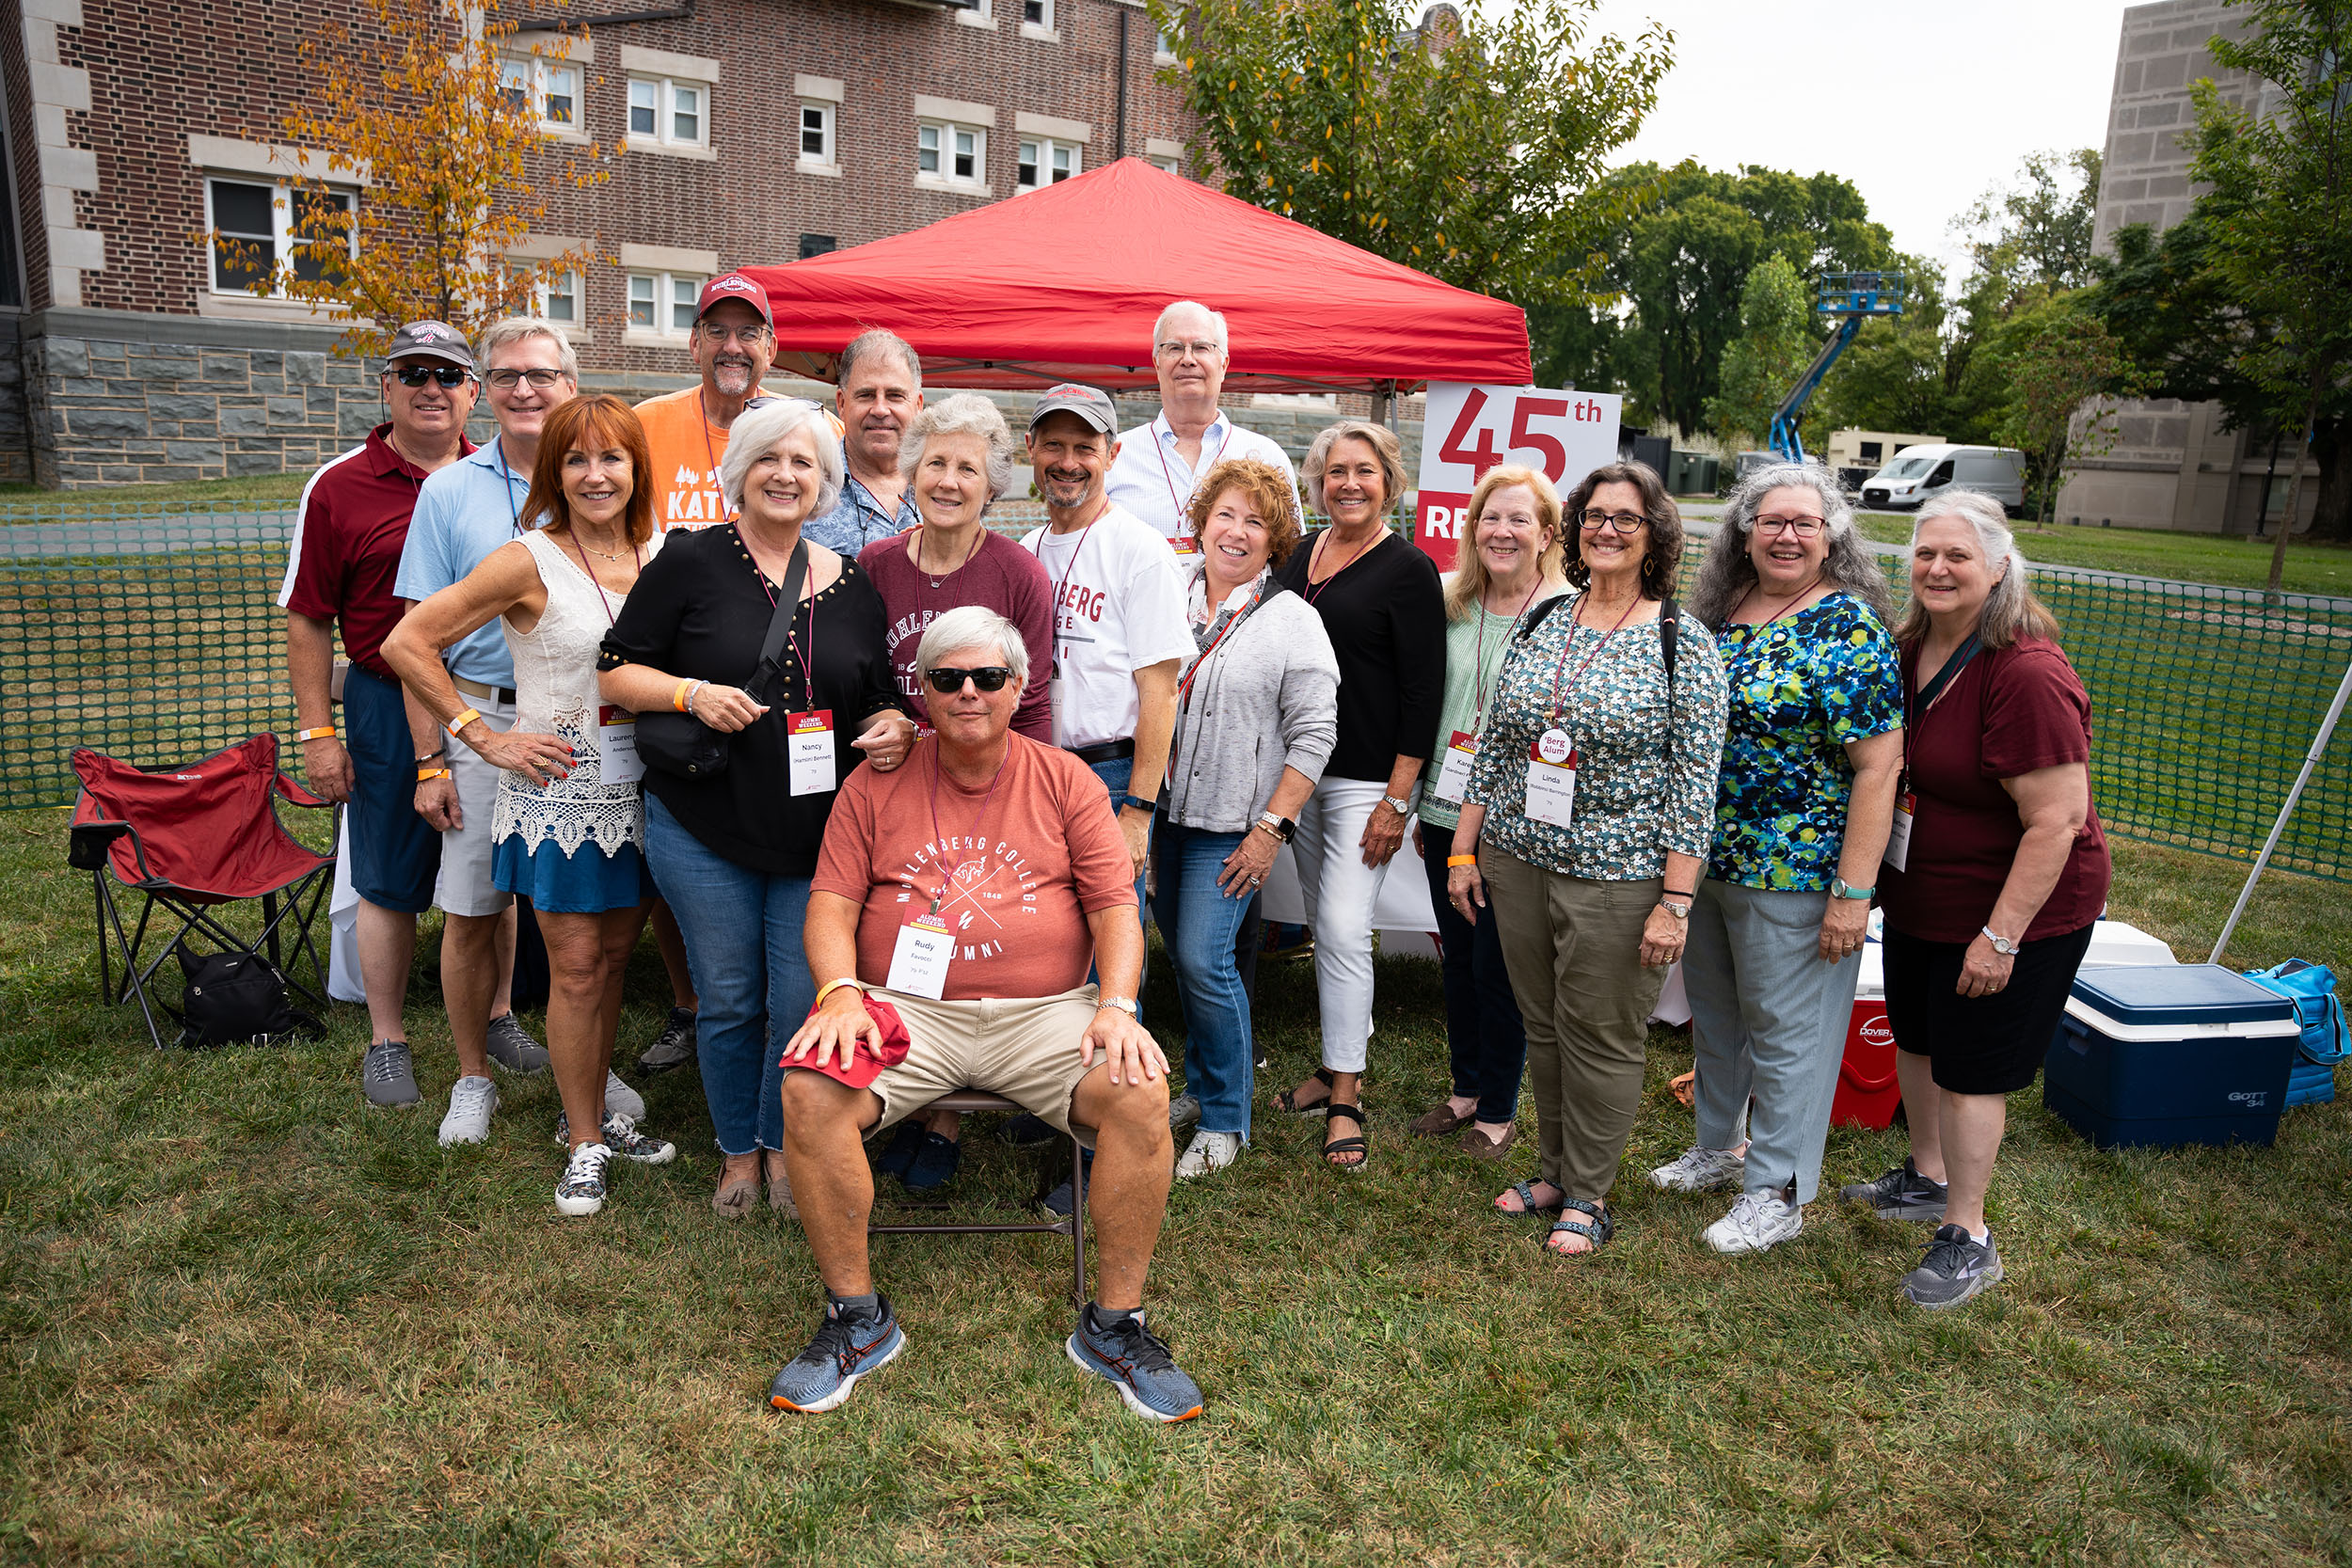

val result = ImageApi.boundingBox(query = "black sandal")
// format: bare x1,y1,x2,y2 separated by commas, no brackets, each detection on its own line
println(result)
1322,1101,1369,1171
1546,1197,1615,1257
1277,1067,1337,1117
1495,1179,1563,1218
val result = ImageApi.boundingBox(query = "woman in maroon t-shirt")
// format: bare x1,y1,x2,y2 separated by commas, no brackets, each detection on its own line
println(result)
1843,489,2111,1311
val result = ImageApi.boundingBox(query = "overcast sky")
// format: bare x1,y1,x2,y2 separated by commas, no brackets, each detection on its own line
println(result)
1575,0,2128,278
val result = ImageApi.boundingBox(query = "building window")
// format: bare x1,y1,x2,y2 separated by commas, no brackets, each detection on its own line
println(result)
1155,24,1179,62
1017,137,1078,190
501,56,580,133
628,271,704,336
1148,154,1179,175
918,120,985,187
206,178,353,295
799,233,837,260
536,269,580,325
799,102,834,164
1022,0,1051,27
628,75,709,150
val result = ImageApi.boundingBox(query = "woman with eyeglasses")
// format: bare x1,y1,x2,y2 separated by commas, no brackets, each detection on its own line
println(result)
1445,461,1726,1258
852,392,1057,1187
599,398,912,1219
1651,463,1905,1257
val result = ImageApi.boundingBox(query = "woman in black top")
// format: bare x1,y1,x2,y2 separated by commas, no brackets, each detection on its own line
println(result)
600,399,910,1218
1267,419,1446,1168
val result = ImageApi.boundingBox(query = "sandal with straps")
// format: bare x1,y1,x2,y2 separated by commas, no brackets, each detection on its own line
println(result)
1546,1197,1615,1258
1322,1101,1369,1171
1495,1179,1564,1218
1277,1067,1337,1117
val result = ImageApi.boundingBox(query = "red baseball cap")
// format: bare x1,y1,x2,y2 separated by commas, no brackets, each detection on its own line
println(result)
697,271,774,325
782,991,911,1088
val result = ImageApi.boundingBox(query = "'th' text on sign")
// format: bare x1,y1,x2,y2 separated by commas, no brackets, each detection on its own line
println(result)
1413,383,1624,571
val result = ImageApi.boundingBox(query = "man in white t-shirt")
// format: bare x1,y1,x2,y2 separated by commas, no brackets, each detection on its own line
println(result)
1104,300,1302,561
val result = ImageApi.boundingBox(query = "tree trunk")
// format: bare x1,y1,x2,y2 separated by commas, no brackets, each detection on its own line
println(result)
2312,414,2352,542
2264,370,2325,602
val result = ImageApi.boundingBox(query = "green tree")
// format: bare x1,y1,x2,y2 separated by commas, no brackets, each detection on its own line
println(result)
1987,297,2141,523
1153,0,1669,305
2189,0,2352,591
1955,148,2105,306
1703,256,1818,445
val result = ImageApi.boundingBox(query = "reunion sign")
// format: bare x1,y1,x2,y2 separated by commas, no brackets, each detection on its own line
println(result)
1412,383,1624,571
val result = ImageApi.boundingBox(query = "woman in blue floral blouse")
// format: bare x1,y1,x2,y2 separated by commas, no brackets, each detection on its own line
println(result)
1445,461,1727,1258
1652,462,1904,1256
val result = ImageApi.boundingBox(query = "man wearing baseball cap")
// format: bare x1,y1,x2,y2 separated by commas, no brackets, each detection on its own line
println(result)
280,320,478,1108
635,271,777,531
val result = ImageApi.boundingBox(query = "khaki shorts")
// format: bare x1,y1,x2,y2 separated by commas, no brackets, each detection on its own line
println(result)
434,696,516,919
855,984,1105,1147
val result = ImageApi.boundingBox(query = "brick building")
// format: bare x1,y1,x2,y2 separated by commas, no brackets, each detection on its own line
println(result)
0,0,1195,486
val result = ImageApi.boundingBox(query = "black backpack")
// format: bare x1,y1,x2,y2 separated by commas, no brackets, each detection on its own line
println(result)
171,946,321,1049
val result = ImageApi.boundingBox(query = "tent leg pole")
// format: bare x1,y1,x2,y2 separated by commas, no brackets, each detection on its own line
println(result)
2210,647,2352,966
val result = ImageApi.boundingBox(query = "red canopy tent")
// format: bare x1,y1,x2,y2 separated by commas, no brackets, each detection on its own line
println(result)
742,158,1531,395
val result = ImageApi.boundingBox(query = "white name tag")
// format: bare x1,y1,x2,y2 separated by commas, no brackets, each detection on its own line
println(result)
1523,729,1579,829
596,705,644,785
1883,790,1915,873
886,911,954,999
1433,729,1477,803
787,708,835,797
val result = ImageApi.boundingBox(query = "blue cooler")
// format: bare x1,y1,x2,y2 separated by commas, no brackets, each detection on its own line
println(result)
2043,964,2302,1148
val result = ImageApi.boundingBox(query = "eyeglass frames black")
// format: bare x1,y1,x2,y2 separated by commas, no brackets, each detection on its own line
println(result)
922,666,1017,693
388,364,471,388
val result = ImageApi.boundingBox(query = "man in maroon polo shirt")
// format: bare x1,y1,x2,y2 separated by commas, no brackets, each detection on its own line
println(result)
279,320,478,1107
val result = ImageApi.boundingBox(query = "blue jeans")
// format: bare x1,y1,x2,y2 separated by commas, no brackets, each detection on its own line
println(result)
1421,833,1527,1124
1151,819,1256,1137
1086,755,1150,1000
644,795,813,1156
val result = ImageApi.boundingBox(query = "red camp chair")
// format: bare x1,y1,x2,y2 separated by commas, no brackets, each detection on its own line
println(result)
69,734,336,1048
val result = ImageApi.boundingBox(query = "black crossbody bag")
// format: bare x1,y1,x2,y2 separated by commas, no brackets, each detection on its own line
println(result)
636,540,808,782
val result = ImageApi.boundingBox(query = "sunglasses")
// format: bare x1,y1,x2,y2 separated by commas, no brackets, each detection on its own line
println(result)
389,364,471,388
922,666,1017,694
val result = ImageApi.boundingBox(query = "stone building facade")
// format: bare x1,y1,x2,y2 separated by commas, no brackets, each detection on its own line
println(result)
0,0,1194,487
2053,0,2318,535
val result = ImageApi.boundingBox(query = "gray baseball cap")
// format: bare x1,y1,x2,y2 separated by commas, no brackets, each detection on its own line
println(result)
1028,382,1118,435
384,320,475,369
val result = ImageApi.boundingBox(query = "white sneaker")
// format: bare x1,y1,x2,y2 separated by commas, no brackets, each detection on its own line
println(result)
1650,1144,1746,1193
555,1142,613,1216
1175,1129,1242,1179
437,1075,499,1147
1704,1191,1804,1255
603,1069,645,1122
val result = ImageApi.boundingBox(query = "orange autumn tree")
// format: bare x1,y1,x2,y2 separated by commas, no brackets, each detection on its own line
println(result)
219,0,612,356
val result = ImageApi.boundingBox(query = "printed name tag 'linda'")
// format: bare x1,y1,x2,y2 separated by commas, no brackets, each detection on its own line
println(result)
1523,727,1578,829
787,708,835,797
887,911,953,999
1433,729,1477,803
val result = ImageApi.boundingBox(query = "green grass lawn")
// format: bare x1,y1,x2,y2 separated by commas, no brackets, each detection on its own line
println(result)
1854,515,2352,598
2,809,2347,1565
0,474,311,518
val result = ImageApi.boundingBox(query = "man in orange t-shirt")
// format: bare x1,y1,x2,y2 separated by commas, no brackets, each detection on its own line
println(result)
635,271,775,531
766,605,1203,1425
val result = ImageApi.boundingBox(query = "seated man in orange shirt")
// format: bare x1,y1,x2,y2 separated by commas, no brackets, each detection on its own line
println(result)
769,606,1200,1423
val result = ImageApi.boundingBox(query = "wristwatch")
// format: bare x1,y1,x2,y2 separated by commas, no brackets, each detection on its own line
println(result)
1830,876,1875,900
1098,995,1140,1018
1981,926,2020,957
1658,897,1692,920
1255,811,1295,842
1382,793,1413,817
1119,793,1158,816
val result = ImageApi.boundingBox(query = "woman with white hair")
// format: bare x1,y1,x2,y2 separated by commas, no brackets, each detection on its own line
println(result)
1651,462,1905,1256
600,396,912,1218
1838,489,2109,1309
853,390,1057,1186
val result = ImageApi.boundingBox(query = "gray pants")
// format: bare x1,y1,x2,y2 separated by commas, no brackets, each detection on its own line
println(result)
1683,879,1864,1206
1483,847,1666,1203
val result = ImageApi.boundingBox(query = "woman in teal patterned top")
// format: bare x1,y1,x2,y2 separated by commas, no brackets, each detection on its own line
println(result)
1650,462,1904,1258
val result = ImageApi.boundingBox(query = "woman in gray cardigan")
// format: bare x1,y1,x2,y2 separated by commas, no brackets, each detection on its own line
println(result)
1155,457,1340,1180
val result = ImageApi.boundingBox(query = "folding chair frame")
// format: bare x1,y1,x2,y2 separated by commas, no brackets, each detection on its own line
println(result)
868,1089,1089,1309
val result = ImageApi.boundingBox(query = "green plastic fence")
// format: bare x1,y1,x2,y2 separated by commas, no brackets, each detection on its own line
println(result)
8,504,2350,880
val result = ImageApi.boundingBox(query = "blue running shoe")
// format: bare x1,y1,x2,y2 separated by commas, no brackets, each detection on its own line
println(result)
768,1297,904,1414
873,1122,925,1180
1066,1306,1203,1423
901,1132,961,1192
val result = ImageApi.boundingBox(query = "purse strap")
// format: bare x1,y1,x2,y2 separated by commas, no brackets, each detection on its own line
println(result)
744,538,810,705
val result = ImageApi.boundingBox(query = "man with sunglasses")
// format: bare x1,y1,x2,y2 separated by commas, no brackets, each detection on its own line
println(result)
281,320,480,1109
636,272,779,531
771,605,1201,1423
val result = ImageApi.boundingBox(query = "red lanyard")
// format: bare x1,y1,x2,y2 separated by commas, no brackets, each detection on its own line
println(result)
1177,576,1263,709
1042,513,1101,669
1304,527,1378,604
1470,578,1545,727
1544,591,1640,725
697,395,734,526
926,743,1010,915
565,531,640,626
1151,415,1227,524
750,533,818,702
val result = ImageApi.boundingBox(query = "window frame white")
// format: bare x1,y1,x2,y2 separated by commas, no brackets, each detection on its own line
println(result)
798,100,835,169
534,268,581,326
916,119,988,191
625,72,713,155
625,269,707,339
1020,0,1056,39
203,176,357,298
501,55,583,137
1015,135,1080,192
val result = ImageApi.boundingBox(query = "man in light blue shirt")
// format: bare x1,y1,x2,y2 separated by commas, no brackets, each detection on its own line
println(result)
806,326,925,555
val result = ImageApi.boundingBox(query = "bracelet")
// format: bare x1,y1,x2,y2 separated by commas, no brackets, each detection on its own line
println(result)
673,678,691,713
416,767,452,783
812,976,866,1009
1446,854,1478,868
294,725,336,743
415,746,448,765
685,679,707,718
1663,887,1696,899
447,707,482,736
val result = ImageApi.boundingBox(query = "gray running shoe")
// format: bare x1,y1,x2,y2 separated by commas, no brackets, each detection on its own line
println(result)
555,1108,676,1165
637,1006,698,1074
1902,1224,2004,1308
1168,1092,1202,1132
484,1013,549,1073
362,1040,420,1107
1838,1157,1948,1221
604,1069,646,1122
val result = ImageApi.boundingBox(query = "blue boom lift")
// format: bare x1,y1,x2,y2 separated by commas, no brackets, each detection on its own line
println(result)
1766,271,1906,464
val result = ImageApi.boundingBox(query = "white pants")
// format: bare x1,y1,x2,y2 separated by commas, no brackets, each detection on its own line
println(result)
1293,775,1408,1074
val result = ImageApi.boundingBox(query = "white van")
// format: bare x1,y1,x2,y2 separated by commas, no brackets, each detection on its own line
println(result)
1857,445,2026,515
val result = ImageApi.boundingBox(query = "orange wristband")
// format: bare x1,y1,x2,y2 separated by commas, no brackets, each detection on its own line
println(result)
673,679,691,713
416,767,452,783
294,725,336,742
1446,854,1478,868
447,706,482,736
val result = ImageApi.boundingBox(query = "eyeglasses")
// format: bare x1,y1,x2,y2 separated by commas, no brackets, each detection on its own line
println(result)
485,367,571,390
1153,339,1221,359
389,364,470,388
1754,515,1826,538
699,322,772,345
922,666,1017,694
1579,510,1648,534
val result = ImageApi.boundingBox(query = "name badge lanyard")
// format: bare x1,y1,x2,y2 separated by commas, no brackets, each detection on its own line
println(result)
698,398,735,526
1885,631,1981,872
751,546,820,703
1436,581,1542,800
1152,416,1228,537
926,745,1010,917
1539,591,1641,752
494,442,526,536
1045,515,1100,680
566,531,645,787
1168,575,1264,780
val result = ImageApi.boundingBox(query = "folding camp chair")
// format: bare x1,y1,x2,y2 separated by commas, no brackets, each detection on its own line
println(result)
69,734,336,1049
869,1089,1089,1308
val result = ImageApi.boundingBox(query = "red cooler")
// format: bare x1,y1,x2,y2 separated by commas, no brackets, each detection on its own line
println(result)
1833,980,1901,1130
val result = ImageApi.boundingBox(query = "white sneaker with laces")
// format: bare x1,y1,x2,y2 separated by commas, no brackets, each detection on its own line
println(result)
555,1142,613,1216
1650,1144,1746,1193
1704,1190,1804,1255
603,1069,646,1122
437,1075,499,1147
1175,1129,1242,1179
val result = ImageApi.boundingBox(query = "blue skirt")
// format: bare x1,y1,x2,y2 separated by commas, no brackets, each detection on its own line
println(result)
492,834,651,914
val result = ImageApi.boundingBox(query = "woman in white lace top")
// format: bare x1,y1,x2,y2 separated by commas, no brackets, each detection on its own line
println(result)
386,394,678,1218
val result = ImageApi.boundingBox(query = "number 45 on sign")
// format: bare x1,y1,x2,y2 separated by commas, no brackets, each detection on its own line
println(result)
1413,383,1623,571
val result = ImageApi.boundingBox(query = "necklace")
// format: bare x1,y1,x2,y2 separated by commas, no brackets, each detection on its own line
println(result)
918,523,984,589
1305,523,1381,604
1732,572,1825,628
573,532,632,561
